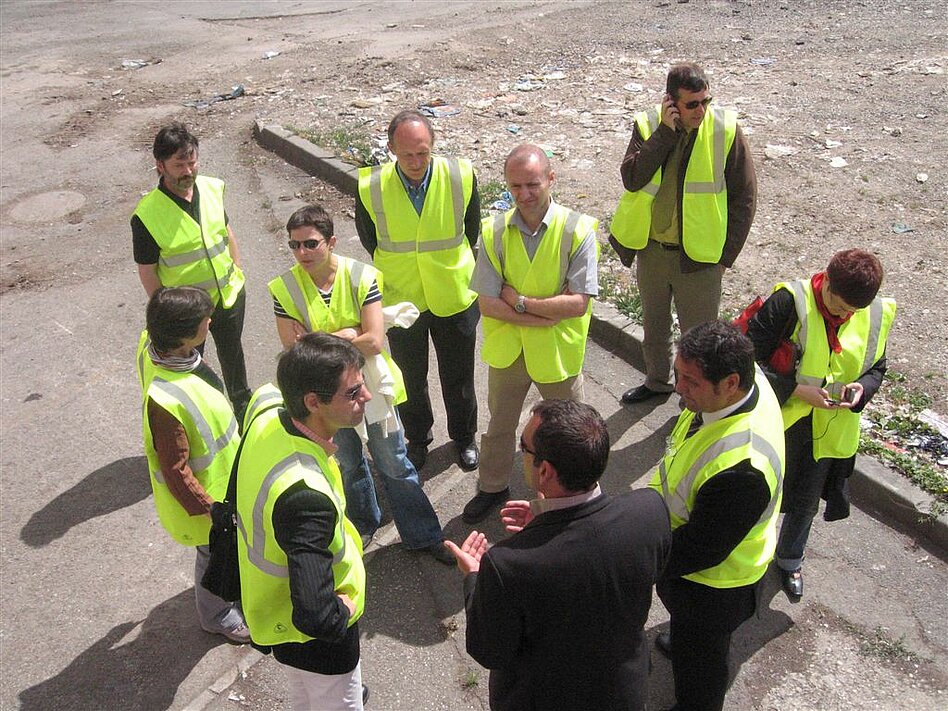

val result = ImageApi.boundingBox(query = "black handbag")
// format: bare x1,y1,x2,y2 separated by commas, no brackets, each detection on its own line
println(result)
201,401,280,602
201,457,242,601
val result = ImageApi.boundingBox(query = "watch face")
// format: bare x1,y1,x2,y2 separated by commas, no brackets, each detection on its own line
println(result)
515,297,526,313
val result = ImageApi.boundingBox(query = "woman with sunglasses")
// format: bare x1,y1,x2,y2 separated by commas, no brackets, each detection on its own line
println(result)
268,204,453,565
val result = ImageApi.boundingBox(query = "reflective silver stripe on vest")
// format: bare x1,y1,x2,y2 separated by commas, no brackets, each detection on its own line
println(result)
683,108,727,194
280,272,312,331
187,263,235,293
491,212,508,272
348,260,365,305
240,452,347,578
138,336,151,386
559,210,582,286
638,110,664,197
245,389,283,425
662,424,782,527
151,377,238,474
159,235,229,268
370,160,466,253
861,298,884,377
785,281,821,386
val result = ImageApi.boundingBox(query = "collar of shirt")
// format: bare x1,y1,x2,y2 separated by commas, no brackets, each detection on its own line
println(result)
702,385,756,427
290,417,338,456
395,161,433,213
529,482,602,517
510,198,557,240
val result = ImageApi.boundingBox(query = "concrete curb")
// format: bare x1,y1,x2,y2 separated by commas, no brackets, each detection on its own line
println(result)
252,120,947,556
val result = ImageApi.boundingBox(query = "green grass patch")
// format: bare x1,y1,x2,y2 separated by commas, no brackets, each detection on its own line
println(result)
286,124,376,167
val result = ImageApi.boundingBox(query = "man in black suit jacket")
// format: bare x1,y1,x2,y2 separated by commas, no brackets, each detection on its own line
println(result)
446,399,672,711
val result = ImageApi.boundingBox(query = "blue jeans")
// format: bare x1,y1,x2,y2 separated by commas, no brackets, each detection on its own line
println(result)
775,510,814,571
334,416,443,550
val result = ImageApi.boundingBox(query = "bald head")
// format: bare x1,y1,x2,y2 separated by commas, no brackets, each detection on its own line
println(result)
504,144,551,175
504,144,555,229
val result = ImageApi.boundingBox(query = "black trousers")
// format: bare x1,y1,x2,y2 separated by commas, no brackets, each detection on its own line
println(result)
201,287,251,422
658,576,757,711
387,301,479,447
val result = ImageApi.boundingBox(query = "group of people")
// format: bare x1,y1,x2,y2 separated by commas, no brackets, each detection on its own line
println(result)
132,60,895,711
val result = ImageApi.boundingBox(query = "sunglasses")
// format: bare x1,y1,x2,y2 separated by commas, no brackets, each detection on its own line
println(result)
316,381,366,403
681,96,713,110
288,239,324,251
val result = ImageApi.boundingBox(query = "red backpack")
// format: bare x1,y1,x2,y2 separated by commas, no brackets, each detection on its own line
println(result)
732,296,798,376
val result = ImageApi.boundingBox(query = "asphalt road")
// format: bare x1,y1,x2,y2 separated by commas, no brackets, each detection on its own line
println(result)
1,3,946,710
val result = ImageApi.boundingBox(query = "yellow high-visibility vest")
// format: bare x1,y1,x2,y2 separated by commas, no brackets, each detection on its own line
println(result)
134,175,244,307
268,257,406,404
236,409,365,646
610,106,737,264
137,331,239,546
777,279,896,459
480,204,598,383
358,157,476,315
650,368,785,588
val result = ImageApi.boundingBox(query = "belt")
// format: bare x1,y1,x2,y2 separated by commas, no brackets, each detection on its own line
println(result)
650,240,680,251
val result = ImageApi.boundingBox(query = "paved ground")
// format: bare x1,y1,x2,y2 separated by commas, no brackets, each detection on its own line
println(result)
1,3,946,710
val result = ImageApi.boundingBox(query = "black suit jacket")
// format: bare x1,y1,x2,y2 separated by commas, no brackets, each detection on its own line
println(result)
463,488,672,711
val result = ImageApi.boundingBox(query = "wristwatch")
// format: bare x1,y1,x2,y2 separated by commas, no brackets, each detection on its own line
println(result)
514,294,527,314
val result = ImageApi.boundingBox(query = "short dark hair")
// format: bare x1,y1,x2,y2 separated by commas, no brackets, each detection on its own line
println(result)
826,249,883,309
530,399,609,492
277,333,364,420
146,286,212,352
286,204,334,238
666,63,709,99
153,122,199,162
677,321,755,391
387,109,435,147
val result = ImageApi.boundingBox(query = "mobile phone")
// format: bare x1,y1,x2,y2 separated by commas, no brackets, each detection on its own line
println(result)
842,386,857,404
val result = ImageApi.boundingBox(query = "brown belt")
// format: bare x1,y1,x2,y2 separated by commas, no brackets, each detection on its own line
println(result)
650,240,680,251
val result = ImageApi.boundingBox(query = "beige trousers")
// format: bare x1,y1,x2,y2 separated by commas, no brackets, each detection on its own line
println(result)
477,354,584,492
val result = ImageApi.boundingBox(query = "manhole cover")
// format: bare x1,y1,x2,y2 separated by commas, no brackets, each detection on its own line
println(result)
8,190,86,222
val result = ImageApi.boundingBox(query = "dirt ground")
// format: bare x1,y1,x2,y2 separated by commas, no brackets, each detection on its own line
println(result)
3,1,945,412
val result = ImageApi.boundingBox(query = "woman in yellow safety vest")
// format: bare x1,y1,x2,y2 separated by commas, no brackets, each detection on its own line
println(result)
746,249,895,602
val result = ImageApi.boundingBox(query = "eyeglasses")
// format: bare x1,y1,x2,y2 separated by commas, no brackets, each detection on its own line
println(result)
340,382,366,401
682,96,713,110
288,239,324,251
519,435,536,457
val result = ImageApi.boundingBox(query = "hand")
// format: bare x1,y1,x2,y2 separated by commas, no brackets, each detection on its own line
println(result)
444,531,489,575
338,593,356,616
661,93,681,131
334,327,360,341
500,284,520,309
291,320,309,342
839,382,864,409
793,383,837,410
500,500,534,533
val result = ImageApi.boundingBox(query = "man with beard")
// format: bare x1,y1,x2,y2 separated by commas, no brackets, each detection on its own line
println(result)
132,122,251,421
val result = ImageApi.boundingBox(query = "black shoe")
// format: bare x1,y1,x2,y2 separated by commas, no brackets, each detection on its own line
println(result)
781,567,803,602
407,443,428,470
456,441,479,471
655,631,672,658
362,684,370,705
417,542,455,566
620,384,669,405
462,488,509,524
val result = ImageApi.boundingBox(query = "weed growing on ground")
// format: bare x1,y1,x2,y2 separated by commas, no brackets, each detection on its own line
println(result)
859,627,922,664
286,124,377,166
599,240,643,322
479,180,508,215
461,669,479,690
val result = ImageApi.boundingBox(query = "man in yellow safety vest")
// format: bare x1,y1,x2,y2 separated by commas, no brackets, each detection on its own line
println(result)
356,110,481,473
610,63,757,407
463,144,599,523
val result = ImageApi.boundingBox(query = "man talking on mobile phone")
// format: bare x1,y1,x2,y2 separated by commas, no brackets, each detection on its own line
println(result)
609,63,757,406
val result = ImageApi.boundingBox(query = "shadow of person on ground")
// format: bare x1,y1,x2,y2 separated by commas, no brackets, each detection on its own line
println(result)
602,414,677,492
20,455,151,547
360,544,463,646
18,588,221,711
